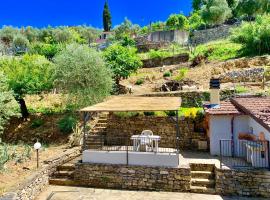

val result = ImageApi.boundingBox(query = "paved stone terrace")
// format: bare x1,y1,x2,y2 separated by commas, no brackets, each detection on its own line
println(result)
36,185,268,200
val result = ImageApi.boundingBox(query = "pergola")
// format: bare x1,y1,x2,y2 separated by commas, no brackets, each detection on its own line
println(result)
80,96,182,151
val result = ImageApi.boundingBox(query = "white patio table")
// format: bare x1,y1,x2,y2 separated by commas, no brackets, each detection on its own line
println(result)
131,135,161,152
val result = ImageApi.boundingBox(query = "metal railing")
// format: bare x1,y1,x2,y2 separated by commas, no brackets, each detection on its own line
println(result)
220,139,270,170
85,135,179,154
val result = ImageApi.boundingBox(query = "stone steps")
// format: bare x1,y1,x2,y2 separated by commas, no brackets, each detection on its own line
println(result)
191,171,214,179
190,186,216,194
190,163,216,194
49,178,77,186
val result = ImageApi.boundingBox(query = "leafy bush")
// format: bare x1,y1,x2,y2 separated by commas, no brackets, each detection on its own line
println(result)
174,68,189,81
57,115,77,134
29,42,63,59
135,78,144,85
114,112,140,118
163,71,172,77
166,14,189,30
189,11,206,30
143,112,155,116
54,43,113,109
30,119,44,128
148,49,170,59
103,44,142,84
231,14,270,55
235,85,249,94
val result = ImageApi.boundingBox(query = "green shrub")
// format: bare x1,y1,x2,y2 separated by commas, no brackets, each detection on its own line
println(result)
231,14,270,55
235,85,249,94
30,119,44,128
114,112,140,118
143,112,155,116
163,71,172,78
174,68,188,81
135,78,144,85
57,115,77,134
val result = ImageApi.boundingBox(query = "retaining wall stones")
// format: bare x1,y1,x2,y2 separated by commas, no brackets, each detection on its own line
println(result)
142,53,189,68
216,168,270,197
190,24,238,45
220,68,264,83
74,163,191,192
1,147,81,200
106,114,206,150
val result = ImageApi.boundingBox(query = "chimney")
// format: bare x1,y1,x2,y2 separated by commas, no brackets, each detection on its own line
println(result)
209,78,220,108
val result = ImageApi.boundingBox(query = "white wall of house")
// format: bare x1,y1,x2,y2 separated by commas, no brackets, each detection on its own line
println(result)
209,114,270,156
209,115,233,155
249,118,270,140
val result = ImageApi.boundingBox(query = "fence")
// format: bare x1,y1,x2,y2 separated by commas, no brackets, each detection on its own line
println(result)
220,139,270,169
85,135,179,153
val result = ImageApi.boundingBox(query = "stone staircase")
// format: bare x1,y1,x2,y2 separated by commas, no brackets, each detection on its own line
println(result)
85,112,109,149
190,163,216,194
49,156,81,186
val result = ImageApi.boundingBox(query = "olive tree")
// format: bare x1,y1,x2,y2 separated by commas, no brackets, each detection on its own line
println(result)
54,43,113,108
0,55,54,118
201,0,232,25
0,71,19,135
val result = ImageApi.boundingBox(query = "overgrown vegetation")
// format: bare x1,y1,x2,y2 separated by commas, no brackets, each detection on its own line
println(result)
174,68,189,81
57,115,77,134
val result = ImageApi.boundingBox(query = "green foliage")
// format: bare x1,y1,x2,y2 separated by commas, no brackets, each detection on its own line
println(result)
231,14,270,55
166,14,189,30
193,0,205,10
0,54,54,97
235,85,249,94
113,18,140,41
148,49,171,59
29,42,63,59
54,43,113,109
119,34,136,47
201,0,232,25
103,0,112,31
143,112,155,116
193,40,242,61
163,71,172,77
174,68,189,81
114,112,140,118
0,26,19,45
12,34,30,54
103,44,142,84
0,72,19,136
151,21,166,31
135,78,144,85
189,12,206,30
57,115,77,134
30,119,44,128
236,0,262,18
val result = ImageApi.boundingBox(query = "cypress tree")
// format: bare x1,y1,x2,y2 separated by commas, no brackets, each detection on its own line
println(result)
103,0,112,32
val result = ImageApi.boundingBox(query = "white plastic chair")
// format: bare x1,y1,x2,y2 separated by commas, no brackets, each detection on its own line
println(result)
138,130,154,151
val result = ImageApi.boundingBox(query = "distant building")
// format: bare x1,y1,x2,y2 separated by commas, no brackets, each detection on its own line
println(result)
95,31,114,44
148,30,189,45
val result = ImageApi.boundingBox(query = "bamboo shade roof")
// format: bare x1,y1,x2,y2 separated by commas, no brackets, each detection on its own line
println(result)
80,96,181,112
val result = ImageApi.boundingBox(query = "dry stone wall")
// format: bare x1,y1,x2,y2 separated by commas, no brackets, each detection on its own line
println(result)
105,114,206,150
74,163,191,192
216,168,270,197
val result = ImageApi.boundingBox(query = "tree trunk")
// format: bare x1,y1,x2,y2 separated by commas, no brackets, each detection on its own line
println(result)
17,98,29,120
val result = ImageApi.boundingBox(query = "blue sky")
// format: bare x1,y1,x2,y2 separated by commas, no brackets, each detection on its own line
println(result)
0,0,192,28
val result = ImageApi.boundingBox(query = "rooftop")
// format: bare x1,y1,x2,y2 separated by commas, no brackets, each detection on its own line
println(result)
80,96,181,112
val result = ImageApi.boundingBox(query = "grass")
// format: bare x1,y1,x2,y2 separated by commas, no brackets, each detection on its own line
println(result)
174,67,189,81
193,40,243,61
235,85,249,94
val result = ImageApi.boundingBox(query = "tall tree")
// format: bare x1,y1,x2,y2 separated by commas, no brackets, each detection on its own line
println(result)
236,0,261,19
201,0,232,25
103,0,112,32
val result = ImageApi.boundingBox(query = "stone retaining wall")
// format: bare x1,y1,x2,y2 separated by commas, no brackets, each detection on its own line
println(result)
142,53,189,68
1,147,81,200
220,68,264,83
74,163,191,192
106,114,206,150
216,168,270,197
190,24,239,45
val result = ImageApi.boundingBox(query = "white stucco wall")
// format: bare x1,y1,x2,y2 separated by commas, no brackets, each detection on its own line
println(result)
209,114,270,156
249,118,270,140
209,115,233,156
82,150,179,167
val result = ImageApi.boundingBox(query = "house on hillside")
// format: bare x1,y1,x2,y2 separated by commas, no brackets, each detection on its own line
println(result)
204,79,270,166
